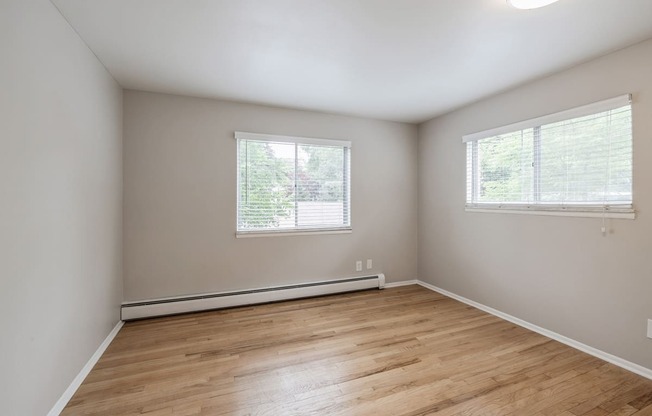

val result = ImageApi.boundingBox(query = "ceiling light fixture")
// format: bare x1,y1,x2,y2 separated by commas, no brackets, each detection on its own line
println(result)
507,0,560,9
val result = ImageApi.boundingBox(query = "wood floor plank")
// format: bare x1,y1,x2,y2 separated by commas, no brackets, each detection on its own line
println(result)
62,285,652,415
608,405,640,416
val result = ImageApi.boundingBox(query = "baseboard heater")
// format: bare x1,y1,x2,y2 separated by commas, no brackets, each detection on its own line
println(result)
121,274,385,320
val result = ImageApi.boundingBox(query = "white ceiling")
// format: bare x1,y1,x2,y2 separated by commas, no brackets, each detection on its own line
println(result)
52,0,652,123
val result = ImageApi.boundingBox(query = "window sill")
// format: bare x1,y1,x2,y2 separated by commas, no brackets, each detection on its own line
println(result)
465,207,635,220
236,228,353,238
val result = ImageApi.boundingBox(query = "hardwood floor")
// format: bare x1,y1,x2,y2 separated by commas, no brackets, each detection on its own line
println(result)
63,285,652,415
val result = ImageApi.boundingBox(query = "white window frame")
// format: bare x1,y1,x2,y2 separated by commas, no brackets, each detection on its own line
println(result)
463,95,635,219
235,131,352,237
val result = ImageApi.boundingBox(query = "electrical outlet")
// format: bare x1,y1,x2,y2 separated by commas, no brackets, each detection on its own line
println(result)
356,261,362,272
647,319,652,339
366,259,372,269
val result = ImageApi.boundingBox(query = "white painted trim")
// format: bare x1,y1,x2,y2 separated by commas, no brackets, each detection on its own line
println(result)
416,280,652,381
235,131,351,148
236,228,352,238
465,207,636,220
48,321,124,416
384,280,418,288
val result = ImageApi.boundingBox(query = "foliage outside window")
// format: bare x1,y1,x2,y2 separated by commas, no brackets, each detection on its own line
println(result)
464,95,633,216
236,132,351,234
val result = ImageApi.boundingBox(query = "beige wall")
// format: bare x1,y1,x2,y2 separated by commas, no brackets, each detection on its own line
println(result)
5,2,648,411
123,91,418,301
0,1,123,414
418,39,652,370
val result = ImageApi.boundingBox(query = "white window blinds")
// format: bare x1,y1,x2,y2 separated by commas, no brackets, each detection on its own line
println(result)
236,132,351,234
464,95,633,213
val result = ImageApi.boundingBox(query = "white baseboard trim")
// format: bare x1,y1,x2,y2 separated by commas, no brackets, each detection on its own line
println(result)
384,279,418,288
48,320,124,416
416,280,652,381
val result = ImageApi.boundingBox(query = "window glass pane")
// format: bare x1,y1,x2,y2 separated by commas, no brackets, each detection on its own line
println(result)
607,108,633,202
539,107,632,204
476,129,534,204
466,102,632,211
237,136,351,233
466,142,473,204
296,144,346,228
238,140,294,230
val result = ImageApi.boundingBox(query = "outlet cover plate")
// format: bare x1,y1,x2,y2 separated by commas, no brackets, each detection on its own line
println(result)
648,319,652,339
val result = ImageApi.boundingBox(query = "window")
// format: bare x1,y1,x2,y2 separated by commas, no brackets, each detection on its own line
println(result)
464,95,634,218
236,132,351,235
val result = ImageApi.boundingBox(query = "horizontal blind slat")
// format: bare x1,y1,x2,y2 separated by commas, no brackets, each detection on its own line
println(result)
237,134,351,232
466,102,632,210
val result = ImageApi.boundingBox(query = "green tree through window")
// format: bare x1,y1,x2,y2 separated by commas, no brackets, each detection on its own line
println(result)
238,140,293,229
237,134,351,232
466,99,632,212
